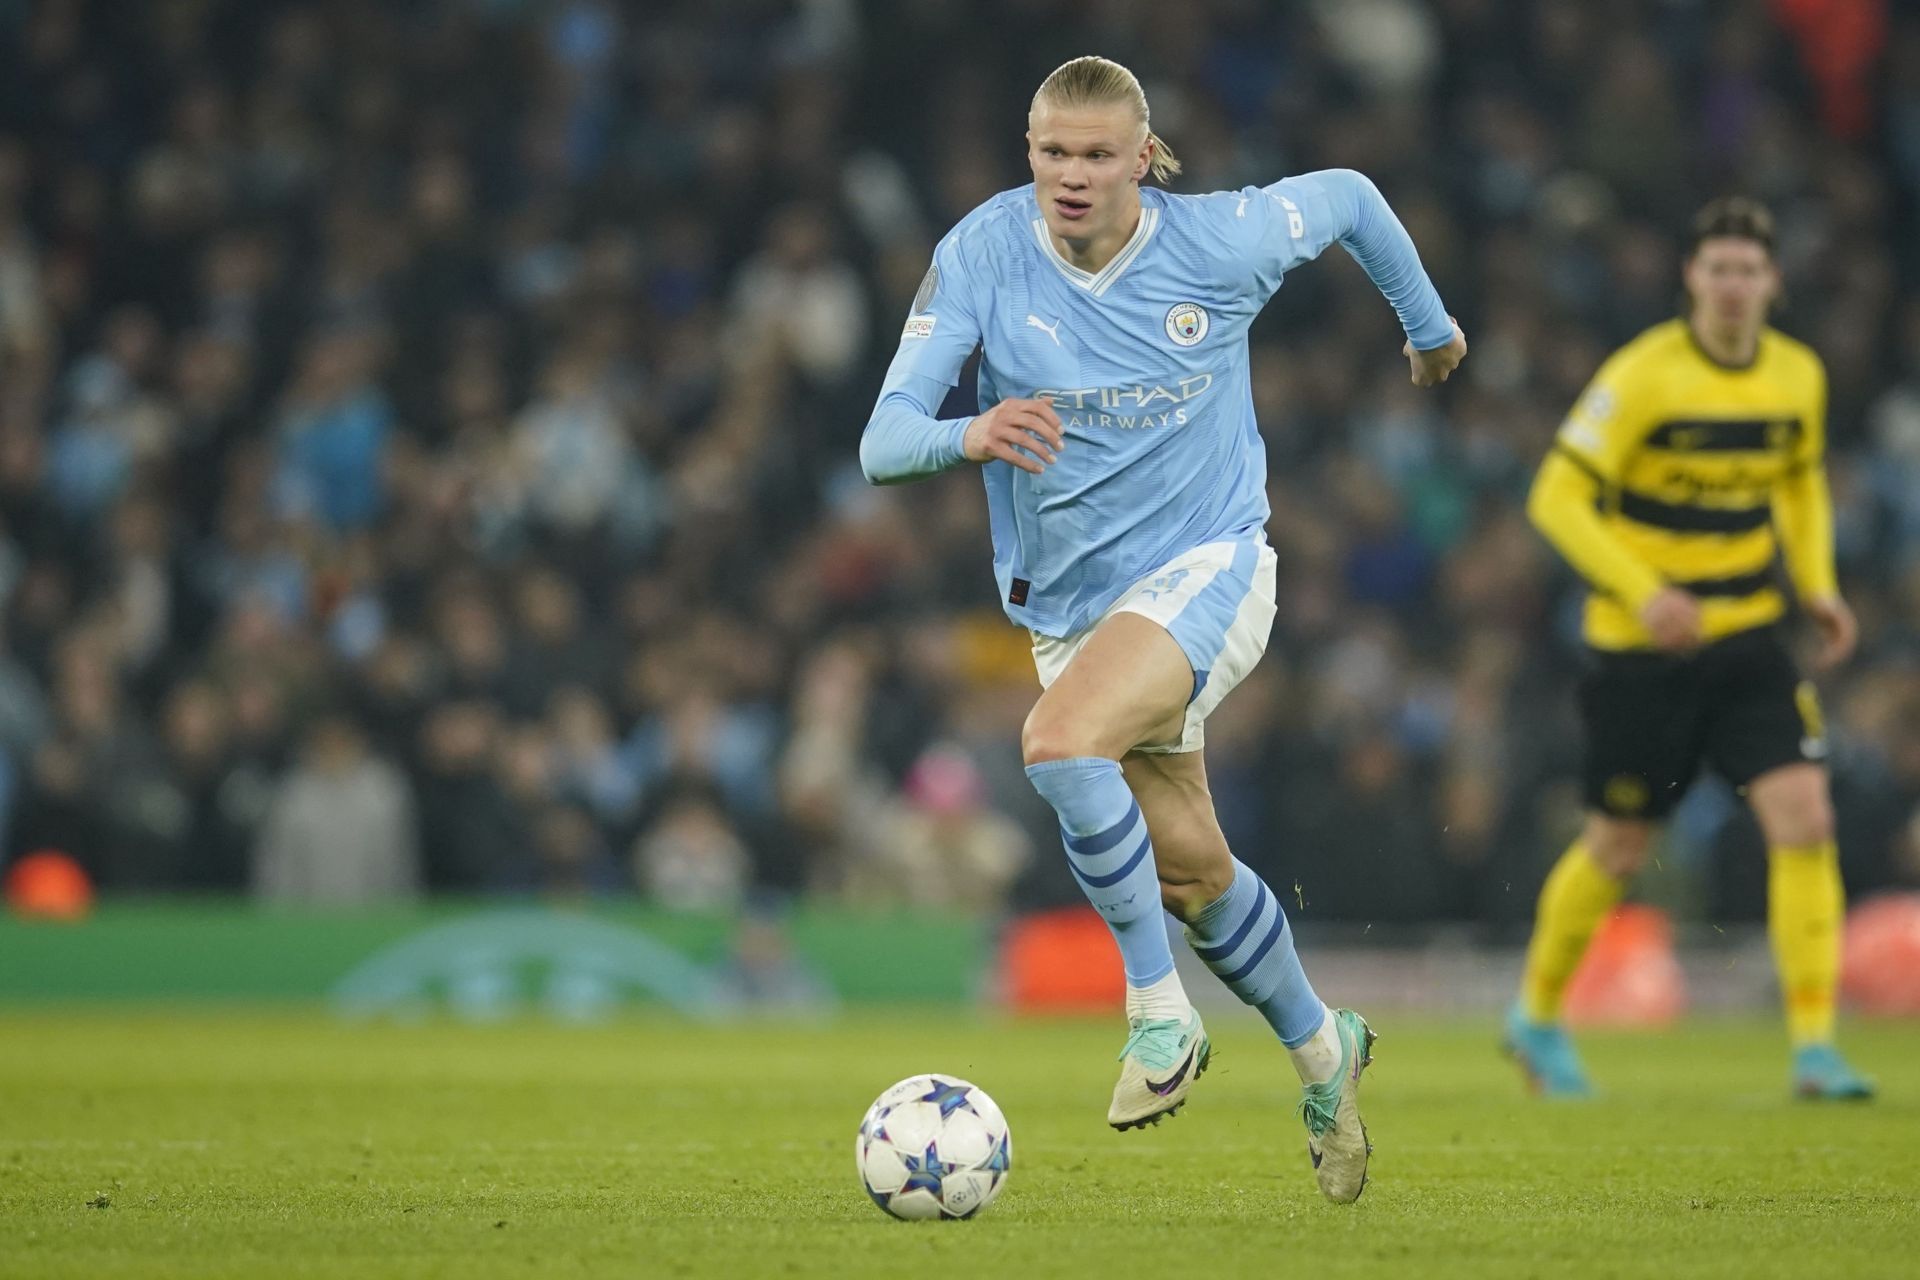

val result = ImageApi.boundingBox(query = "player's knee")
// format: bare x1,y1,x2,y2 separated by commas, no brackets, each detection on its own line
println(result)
1020,708,1100,766
1748,766,1835,848
1583,815,1654,879
1759,792,1835,848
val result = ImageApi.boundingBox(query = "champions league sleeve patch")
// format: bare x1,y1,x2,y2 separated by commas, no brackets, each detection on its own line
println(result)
900,262,940,337
913,262,940,314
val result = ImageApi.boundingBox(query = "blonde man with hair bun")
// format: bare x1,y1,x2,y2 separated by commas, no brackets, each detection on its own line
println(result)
1032,55,1184,185
862,53,1465,1203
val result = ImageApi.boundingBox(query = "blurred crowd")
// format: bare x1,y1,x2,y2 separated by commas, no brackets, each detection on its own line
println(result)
0,0,1916,928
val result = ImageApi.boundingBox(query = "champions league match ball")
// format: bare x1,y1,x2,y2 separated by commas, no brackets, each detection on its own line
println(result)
855,1074,1012,1220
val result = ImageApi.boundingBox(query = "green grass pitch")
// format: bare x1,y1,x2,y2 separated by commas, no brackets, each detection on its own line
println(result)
3,1009,1916,1279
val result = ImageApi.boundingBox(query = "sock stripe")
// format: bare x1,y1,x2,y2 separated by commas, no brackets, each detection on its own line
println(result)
1056,813,1145,881
1218,904,1289,987
1188,860,1325,1046
1062,801,1143,856
1191,879,1270,964
1067,827,1152,889
1025,757,1173,989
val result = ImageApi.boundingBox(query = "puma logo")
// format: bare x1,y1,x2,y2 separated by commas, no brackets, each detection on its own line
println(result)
1026,313,1062,346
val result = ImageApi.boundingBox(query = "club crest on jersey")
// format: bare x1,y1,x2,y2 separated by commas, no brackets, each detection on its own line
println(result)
1164,302,1209,347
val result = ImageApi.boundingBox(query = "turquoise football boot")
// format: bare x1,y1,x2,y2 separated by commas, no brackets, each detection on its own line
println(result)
1792,1044,1875,1101
1298,1008,1376,1203
1503,1004,1593,1098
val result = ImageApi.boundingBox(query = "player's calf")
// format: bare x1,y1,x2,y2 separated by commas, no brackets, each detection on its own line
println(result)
1027,755,1208,1128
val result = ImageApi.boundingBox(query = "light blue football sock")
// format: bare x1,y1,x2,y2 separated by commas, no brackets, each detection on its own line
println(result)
1026,757,1174,987
1188,859,1325,1047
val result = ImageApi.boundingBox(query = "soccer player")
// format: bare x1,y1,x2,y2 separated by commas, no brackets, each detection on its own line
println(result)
1507,197,1874,1102
860,55,1465,1202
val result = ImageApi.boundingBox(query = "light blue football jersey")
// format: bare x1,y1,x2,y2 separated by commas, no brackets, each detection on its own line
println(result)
860,169,1452,638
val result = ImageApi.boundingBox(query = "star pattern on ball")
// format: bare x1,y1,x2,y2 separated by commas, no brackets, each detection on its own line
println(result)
985,1135,1011,1176
901,1141,954,1195
916,1078,974,1118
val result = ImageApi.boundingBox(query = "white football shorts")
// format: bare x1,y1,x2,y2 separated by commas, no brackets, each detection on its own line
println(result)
1030,536,1279,754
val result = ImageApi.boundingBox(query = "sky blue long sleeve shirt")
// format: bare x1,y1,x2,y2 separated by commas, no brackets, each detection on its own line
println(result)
860,169,1452,636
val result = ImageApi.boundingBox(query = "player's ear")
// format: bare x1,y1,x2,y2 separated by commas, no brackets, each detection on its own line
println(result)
1678,253,1701,306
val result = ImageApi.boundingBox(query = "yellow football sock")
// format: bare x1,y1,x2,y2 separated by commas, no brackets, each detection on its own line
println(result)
1768,841,1844,1046
1520,841,1625,1023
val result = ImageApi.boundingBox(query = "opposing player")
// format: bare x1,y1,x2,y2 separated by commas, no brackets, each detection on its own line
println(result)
1508,197,1873,1101
860,56,1465,1202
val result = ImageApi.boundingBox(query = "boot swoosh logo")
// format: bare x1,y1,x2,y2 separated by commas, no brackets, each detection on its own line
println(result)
1145,1044,1196,1096
1310,1146,1324,1169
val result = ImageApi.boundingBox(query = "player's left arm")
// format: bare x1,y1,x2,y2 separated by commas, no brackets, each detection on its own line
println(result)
1250,169,1464,385
1773,355,1855,670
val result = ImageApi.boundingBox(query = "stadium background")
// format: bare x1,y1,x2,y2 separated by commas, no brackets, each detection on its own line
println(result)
0,0,1917,1010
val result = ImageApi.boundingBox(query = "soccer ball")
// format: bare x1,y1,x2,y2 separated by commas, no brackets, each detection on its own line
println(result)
855,1074,1011,1220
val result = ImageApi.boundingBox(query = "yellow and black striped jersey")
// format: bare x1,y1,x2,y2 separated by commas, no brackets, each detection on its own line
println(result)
1529,318,1836,651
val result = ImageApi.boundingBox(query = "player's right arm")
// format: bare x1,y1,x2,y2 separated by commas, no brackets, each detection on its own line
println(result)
1527,361,1702,650
859,236,1062,484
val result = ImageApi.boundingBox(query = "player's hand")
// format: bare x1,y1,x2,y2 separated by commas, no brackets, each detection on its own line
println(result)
1640,587,1704,653
963,398,1064,475
1404,317,1467,387
1803,595,1857,672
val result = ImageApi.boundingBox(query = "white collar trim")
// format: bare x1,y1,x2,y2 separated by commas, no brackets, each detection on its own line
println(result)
1030,204,1160,297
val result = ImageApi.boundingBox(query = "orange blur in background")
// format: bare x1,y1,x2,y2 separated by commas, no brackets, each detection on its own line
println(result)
4,850,96,921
